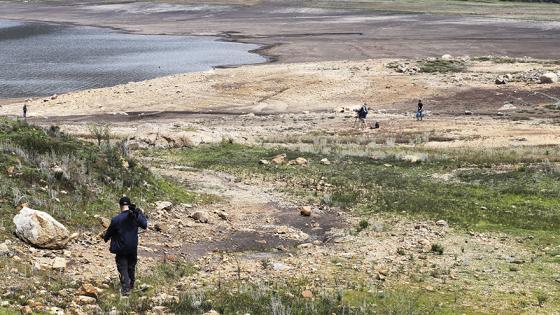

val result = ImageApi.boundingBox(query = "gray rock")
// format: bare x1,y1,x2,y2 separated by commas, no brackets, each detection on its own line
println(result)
191,211,209,223
13,207,70,249
0,242,10,256
155,201,173,211
272,262,292,271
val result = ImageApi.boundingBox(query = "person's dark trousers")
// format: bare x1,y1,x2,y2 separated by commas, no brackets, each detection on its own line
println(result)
115,253,137,294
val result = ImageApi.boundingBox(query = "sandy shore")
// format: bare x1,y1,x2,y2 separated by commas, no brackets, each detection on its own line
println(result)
2,58,558,117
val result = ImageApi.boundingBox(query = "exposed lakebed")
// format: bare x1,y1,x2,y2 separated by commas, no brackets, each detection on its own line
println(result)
0,19,266,99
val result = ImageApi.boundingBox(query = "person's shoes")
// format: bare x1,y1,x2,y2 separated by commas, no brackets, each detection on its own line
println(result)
121,290,130,297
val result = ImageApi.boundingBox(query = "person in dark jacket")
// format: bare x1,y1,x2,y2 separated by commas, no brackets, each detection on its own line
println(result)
23,104,27,119
416,100,424,121
104,196,148,296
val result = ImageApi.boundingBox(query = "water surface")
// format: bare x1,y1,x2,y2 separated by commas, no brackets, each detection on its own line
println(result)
0,20,266,99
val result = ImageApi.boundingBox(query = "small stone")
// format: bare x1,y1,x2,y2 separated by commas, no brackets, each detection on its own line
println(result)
52,257,67,270
98,217,111,228
155,201,173,211
288,157,308,166
76,295,96,305
21,306,32,314
435,220,448,227
301,290,313,298
271,154,286,165
259,159,270,165
217,211,229,221
272,262,291,271
0,242,10,256
79,283,98,298
191,211,209,223
153,223,168,233
320,158,331,165
299,206,312,217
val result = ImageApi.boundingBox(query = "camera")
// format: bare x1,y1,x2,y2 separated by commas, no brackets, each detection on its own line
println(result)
128,204,140,217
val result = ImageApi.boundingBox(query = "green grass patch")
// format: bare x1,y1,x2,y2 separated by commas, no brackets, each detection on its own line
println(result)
161,142,560,234
168,282,459,314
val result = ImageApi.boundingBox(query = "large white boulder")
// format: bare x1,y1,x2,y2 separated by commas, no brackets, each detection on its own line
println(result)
13,207,70,249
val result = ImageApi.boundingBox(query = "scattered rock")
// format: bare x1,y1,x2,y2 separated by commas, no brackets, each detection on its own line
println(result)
271,154,287,165
495,75,508,85
259,159,270,165
217,211,229,221
435,220,448,227
441,54,453,60
153,223,168,233
320,158,331,165
499,103,516,111
301,290,314,298
155,201,173,211
191,211,209,223
288,157,308,166
78,283,99,298
76,295,96,305
0,242,10,256
272,262,292,271
48,306,65,315
98,216,111,228
203,310,220,315
540,72,558,84
52,257,67,270
13,207,70,249
464,110,473,115
299,206,312,217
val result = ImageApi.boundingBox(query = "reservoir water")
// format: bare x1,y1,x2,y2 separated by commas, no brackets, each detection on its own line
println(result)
0,19,267,99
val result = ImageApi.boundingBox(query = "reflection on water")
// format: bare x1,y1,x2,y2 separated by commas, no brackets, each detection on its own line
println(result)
0,20,266,98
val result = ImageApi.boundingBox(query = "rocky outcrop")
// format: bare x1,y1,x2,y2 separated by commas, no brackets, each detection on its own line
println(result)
13,207,70,249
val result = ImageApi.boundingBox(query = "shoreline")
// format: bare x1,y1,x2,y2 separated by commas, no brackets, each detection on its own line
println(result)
0,18,274,104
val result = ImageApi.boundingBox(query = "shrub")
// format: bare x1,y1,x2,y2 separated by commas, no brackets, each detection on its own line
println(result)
356,219,370,232
431,243,444,255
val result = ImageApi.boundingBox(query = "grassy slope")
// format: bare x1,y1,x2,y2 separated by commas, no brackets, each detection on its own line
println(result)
0,118,207,236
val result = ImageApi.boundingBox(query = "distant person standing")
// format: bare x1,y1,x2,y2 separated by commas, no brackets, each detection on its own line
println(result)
354,102,369,128
23,104,28,119
416,100,424,121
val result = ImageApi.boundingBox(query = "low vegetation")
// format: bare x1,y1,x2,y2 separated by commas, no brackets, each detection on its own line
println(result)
169,282,453,315
417,59,467,73
0,118,206,234
159,142,560,235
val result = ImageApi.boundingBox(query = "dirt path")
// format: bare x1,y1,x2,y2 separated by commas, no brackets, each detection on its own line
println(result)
147,162,348,256
66,157,347,282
